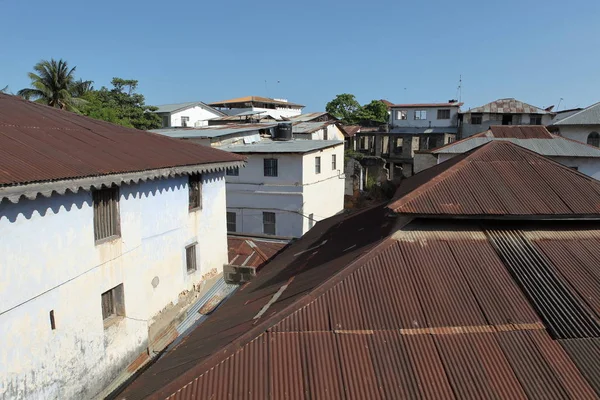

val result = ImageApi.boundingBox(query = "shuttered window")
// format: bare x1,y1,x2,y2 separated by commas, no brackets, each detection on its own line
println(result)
101,284,125,323
186,244,197,273
263,212,276,235
227,212,237,232
437,109,450,119
189,174,202,211
93,187,120,243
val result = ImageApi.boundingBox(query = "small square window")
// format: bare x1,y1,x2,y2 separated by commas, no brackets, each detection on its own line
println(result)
471,114,483,124
315,156,321,174
101,284,125,324
414,110,427,120
332,154,337,170
189,174,202,211
264,159,278,177
227,212,237,232
396,110,407,120
93,187,120,243
263,212,276,235
437,109,450,119
530,114,542,125
226,167,239,176
186,243,197,274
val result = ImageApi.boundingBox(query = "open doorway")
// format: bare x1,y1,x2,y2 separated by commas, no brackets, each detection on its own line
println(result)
502,114,512,125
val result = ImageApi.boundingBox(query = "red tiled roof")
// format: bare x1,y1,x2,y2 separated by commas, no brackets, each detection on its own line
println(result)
391,102,463,108
0,94,244,187
389,141,600,216
227,236,288,270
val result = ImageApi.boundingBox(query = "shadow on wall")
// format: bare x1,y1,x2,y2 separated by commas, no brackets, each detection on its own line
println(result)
0,173,223,223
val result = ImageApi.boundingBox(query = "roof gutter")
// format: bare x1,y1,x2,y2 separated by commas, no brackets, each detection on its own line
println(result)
0,160,245,203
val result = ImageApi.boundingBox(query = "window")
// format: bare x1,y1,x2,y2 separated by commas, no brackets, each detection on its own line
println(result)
414,110,427,120
263,212,276,235
308,213,314,229
437,109,450,120
185,243,197,273
93,187,120,242
396,110,407,120
162,116,169,127
188,174,202,211
181,116,190,127
324,130,328,140
49,310,56,330
332,154,337,170
264,158,278,177
101,284,125,323
226,167,239,176
530,114,542,125
447,136,455,144
315,156,321,174
227,212,236,232
471,114,483,124
360,137,367,150
394,138,403,154
588,132,600,147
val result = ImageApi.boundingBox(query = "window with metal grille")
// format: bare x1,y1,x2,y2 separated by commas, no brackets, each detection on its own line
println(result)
189,174,202,211
263,212,276,235
471,114,483,124
264,158,278,177
181,116,190,127
315,156,321,174
332,154,337,170
185,244,197,273
101,284,125,323
226,167,239,176
588,132,600,147
414,110,427,120
93,187,120,243
529,114,542,125
437,109,450,119
227,212,236,232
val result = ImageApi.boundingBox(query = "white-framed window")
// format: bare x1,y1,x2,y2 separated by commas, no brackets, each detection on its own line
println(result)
263,212,276,235
396,110,407,120
227,212,236,232
414,110,427,120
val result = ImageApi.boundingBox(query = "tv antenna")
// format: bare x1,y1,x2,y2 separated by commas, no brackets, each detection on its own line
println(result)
456,75,462,103
557,97,564,110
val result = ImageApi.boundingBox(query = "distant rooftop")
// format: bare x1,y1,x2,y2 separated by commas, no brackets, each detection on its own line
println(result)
209,96,305,108
218,139,343,154
553,102,600,126
391,102,463,108
153,101,224,115
285,112,337,123
150,123,276,139
463,98,552,114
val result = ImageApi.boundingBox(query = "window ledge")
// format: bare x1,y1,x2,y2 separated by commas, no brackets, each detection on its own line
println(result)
103,315,124,330
95,235,121,246
189,207,202,213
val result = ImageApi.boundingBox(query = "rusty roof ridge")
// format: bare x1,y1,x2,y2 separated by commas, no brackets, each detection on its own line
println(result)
151,221,410,400
0,160,245,203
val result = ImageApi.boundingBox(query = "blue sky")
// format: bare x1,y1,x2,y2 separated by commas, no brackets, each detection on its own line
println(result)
1,0,599,112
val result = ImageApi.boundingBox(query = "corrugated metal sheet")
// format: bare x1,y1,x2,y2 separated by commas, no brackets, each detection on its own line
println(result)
463,98,551,114
227,236,289,269
209,96,305,108
561,338,600,395
0,94,244,187
554,102,600,126
150,123,276,138
217,139,343,154
292,121,335,134
153,101,223,115
490,125,553,139
390,141,600,215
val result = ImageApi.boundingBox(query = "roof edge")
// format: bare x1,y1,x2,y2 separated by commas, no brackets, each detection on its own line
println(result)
0,160,245,203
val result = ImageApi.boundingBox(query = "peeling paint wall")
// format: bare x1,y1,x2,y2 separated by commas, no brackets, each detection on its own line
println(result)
0,173,228,399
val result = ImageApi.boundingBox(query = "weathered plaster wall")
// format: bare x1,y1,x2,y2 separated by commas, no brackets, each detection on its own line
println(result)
0,172,228,399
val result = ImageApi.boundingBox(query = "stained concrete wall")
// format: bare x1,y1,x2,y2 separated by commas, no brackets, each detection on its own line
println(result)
0,173,228,399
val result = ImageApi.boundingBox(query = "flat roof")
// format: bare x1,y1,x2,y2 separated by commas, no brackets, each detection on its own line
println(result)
217,139,343,154
150,123,276,139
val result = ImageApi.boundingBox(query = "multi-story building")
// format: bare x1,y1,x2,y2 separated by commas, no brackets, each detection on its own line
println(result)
460,98,554,138
549,102,600,147
0,94,244,399
209,96,304,120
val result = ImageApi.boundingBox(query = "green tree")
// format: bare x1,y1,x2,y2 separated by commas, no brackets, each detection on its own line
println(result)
17,59,92,111
326,93,361,123
81,78,161,130
354,100,389,124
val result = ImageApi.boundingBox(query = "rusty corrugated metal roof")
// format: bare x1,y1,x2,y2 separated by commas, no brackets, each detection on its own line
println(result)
208,96,305,108
227,235,289,270
389,141,600,216
489,125,554,139
0,94,245,187
464,98,552,114
391,102,463,108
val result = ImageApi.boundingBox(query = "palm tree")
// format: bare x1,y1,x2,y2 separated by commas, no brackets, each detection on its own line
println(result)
17,59,92,111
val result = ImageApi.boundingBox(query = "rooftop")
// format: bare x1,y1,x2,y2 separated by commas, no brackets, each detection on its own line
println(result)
117,141,600,400
227,235,289,270
209,96,305,108
431,125,600,158
463,98,552,114
0,94,244,201
292,121,338,134
150,123,276,139
285,112,337,123
217,139,343,154
391,102,463,108
153,101,224,115
553,102,600,126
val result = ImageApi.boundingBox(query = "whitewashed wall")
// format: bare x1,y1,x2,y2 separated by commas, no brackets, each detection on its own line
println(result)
225,145,344,238
0,173,228,399
390,106,460,128
555,125,600,145
166,105,222,127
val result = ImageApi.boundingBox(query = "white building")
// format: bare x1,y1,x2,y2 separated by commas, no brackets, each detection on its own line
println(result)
218,140,345,238
550,102,600,147
413,125,600,178
0,94,244,399
389,101,462,135
154,101,225,128
209,96,304,120
460,98,554,138
292,121,346,141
